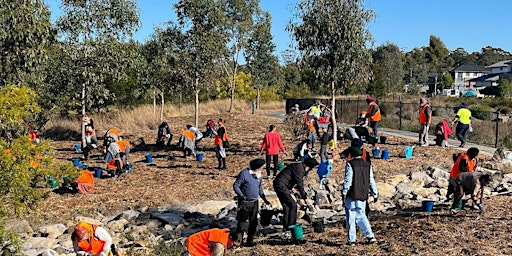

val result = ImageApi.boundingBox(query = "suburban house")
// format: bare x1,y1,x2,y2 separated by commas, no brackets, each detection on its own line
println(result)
450,64,489,90
487,59,512,74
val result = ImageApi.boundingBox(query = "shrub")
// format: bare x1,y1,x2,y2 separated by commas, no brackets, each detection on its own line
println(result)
469,105,493,120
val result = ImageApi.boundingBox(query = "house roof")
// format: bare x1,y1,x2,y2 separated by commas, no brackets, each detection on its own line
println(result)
487,59,512,68
451,64,489,73
467,73,500,82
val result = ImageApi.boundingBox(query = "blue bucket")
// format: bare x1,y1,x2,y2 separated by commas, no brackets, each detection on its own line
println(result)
196,153,204,162
382,149,389,160
145,154,153,163
372,148,381,159
74,144,81,152
72,158,81,167
404,146,413,159
95,168,102,178
422,200,435,212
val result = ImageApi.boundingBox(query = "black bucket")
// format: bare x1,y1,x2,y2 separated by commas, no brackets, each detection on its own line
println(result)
312,218,325,233
260,209,274,226
380,136,387,144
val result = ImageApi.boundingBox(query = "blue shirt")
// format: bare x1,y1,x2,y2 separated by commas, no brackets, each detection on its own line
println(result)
233,168,264,201
342,158,378,199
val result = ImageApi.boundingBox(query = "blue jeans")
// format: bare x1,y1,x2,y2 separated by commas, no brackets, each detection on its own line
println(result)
309,132,316,149
345,197,374,242
455,123,469,143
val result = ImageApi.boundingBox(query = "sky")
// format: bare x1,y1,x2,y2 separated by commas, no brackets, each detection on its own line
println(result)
45,0,512,59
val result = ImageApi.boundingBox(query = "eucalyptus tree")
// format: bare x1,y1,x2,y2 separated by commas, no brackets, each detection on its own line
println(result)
289,0,374,147
371,43,405,94
244,11,279,109
56,0,140,145
221,0,261,112
175,0,227,127
0,0,54,87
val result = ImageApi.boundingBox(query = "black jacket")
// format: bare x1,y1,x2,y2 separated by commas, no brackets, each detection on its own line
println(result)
273,163,308,199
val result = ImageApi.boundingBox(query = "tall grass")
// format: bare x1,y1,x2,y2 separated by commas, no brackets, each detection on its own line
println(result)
43,99,284,140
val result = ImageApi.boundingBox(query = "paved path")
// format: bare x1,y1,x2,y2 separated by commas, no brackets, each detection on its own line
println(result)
268,112,496,157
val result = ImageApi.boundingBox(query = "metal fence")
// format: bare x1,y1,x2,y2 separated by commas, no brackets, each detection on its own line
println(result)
287,97,512,149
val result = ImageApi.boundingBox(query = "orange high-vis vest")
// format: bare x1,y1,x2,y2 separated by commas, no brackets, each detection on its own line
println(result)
214,124,228,146
419,104,432,124
347,148,368,161
308,120,316,133
367,103,381,122
183,130,196,141
106,128,119,138
450,152,476,179
186,228,230,256
116,140,130,153
75,222,105,255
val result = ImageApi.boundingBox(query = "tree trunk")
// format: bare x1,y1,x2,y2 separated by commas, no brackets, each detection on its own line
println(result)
229,66,237,113
194,76,200,128
256,87,261,109
153,88,156,115
160,90,164,122
331,80,337,149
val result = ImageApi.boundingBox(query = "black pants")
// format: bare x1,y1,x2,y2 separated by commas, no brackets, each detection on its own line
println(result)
265,154,279,176
236,200,258,243
275,187,297,230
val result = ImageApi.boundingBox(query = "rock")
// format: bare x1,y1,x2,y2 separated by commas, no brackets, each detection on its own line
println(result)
395,181,415,195
315,189,331,206
24,237,58,250
376,182,395,199
412,187,438,199
120,209,141,221
5,219,33,236
435,178,449,188
196,200,233,215
151,212,184,225
74,216,101,225
106,219,129,232
389,174,409,186
410,171,434,186
166,204,199,214
430,167,450,180
315,209,335,220
37,224,67,239
41,249,58,256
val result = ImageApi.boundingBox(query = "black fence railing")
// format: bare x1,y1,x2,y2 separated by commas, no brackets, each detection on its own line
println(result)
286,97,512,149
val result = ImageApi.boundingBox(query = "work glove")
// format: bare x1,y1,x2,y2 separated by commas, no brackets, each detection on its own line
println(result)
238,195,246,202
478,204,486,212
263,199,272,207
373,197,378,203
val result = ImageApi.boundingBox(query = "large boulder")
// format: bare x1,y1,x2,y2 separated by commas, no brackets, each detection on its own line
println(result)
196,200,233,215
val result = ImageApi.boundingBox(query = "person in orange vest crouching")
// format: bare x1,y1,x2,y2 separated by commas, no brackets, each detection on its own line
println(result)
418,98,432,146
446,147,479,201
186,228,242,256
72,221,118,256
366,97,381,138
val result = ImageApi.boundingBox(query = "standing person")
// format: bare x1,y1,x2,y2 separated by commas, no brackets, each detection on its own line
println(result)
366,97,381,138
186,228,242,256
451,171,492,213
447,147,479,201
342,147,379,245
319,124,330,161
273,157,319,238
72,221,116,256
451,102,472,147
306,117,317,151
214,118,228,170
418,98,432,146
259,125,288,178
334,138,371,164
233,159,271,247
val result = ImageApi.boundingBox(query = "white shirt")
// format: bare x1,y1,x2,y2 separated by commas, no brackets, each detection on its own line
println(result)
189,126,203,140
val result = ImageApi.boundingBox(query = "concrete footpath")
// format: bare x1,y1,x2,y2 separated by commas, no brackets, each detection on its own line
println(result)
266,112,497,157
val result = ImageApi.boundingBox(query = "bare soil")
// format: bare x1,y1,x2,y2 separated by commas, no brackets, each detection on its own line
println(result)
29,112,512,255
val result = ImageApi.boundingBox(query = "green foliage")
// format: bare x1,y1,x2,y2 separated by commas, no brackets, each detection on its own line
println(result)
290,0,374,95
260,86,282,102
216,71,255,100
0,224,21,256
0,86,41,139
371,43,405,93
0,0,54,87
469,104,493,120
284,83,313,99
149,240,185,256
438,72,454,89
498,79,512,98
